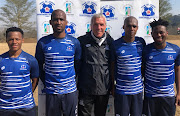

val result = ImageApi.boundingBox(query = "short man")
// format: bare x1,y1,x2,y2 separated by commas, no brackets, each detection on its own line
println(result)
0,27,39,116
35,9,81,116
77,13,114,116
112,16,146,116
143,19,180,116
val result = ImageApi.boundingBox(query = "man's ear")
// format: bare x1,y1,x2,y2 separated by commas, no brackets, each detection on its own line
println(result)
22,38,24,43
65,20,68,26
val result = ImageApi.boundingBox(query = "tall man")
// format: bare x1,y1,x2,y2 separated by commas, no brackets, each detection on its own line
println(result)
112,16,146,116
77,13,114,116
35,9,81,116
0,27,39,116
143,19,180,116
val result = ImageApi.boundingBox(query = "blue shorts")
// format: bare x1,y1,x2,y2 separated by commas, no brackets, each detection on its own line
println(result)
114,92,143,116
143,96,176,116
46,91,78,116
0,106,36,116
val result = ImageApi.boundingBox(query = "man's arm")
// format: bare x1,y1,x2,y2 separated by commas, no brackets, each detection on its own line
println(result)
31,78,39,92
175,65,180,106
74,38,82,78
111,61,115,96
35,40,45,85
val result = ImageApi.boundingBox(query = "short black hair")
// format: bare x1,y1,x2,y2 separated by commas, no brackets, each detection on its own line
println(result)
150,18,169,30
6,27,24,38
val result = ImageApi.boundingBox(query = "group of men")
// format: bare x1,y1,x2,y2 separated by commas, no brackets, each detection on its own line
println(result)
0,9,180,116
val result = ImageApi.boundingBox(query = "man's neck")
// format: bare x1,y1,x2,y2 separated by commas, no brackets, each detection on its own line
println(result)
9,49,22,58
53,32,66,39
123,36,135,43
91,31,106,39
154,42,166,49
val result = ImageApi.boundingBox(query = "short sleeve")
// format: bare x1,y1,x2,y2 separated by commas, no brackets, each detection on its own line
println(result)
175,48,180,66
29,57,39,78
74,38,82,61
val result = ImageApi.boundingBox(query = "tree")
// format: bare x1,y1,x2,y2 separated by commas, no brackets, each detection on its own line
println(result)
159,0,172,21
0,0,36,31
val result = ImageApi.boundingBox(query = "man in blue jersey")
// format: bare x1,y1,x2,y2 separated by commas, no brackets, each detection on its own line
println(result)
77,13,114,116
35,9,81,116
0,27,39,116
143,19,180,116
112,16,146,116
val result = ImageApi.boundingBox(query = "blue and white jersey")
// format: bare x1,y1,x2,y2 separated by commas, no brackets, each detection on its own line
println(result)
0,51,39,109
35,34,81,94
143,42,180,97
112,37,146,95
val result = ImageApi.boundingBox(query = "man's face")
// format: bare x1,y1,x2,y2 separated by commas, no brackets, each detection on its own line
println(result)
123,18,138,38
91,17,106,38
152,25,168,46
6,32,24,52
50,10,67,34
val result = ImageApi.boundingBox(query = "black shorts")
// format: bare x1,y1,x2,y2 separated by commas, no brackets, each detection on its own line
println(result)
143,96,176,116
114,92,143,116
46,91,78,116
0,106,36,116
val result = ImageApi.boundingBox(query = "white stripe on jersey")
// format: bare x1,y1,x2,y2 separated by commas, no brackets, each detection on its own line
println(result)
0,73,30,78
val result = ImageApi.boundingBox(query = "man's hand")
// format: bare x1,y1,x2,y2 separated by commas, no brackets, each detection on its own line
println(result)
176,94,180,106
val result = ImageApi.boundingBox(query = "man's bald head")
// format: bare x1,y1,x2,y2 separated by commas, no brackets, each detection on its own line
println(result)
124,16,138,26
51,9,66,20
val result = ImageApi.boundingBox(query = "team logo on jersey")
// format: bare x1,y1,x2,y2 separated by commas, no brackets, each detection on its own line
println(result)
1,66,5,70
39,1,54,14
167,55,174,60
149,56,153,59
124,5,133,17
145,24,152,36
20,65,27,70
66,46,73,51
65,1,73,14
82,1,97,15
65,22,76,36
48,47,52,50
121,50,125,54
86,44,91,48
137,47,142,52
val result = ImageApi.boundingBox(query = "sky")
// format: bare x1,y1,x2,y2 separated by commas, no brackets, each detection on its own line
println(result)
169,0,180,15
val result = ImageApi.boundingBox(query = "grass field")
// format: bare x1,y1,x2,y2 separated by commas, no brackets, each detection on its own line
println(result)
0,35,180,115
